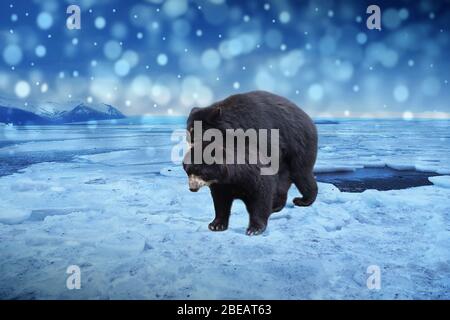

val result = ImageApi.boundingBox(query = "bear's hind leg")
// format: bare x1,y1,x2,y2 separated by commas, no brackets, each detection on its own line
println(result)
272,166,290,213
272,192,287,213
291,169,318,207
244,196,272,235
209,185,233,231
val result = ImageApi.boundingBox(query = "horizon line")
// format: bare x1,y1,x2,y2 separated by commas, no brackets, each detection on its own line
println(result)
130,111,450,120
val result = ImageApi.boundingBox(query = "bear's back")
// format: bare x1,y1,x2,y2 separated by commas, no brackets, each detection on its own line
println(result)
218,91,315,133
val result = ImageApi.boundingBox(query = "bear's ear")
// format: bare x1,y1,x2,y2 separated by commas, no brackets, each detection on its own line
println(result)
189,107,201,116
206,107,222,123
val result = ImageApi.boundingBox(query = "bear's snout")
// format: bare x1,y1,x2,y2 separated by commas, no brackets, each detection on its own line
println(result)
188,174,208,192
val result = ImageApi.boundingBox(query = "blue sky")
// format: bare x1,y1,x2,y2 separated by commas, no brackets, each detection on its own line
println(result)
0,0,449,118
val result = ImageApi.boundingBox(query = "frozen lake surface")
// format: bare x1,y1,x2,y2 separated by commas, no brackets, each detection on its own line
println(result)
0,118,449,299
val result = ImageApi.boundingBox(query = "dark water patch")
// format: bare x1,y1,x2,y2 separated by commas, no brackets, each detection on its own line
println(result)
0,148,132,177
314,120,339,125
316,167,441,192
0,141,19,148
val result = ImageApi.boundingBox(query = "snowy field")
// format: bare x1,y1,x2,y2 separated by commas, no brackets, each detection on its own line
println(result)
0,118,449,299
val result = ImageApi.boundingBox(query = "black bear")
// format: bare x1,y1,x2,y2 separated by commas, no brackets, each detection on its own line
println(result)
183,90,318,235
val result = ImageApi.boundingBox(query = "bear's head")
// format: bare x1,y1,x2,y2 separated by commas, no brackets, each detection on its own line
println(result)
182,146,228,192
183,106,228,192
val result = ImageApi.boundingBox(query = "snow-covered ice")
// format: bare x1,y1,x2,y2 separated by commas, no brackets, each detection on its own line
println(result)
0,119,449,299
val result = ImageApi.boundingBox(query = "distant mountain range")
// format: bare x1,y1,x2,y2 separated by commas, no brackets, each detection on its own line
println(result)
0,97,126,125
0,96,340,126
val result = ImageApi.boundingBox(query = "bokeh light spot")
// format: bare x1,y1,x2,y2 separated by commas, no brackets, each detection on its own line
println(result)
95,17,106,29
3,45,23,65
35,45,47,58
114,59,131,77
15,81,31,98
308,84,324,101
393,85,409,102
157,53,168,66
37,12,53,30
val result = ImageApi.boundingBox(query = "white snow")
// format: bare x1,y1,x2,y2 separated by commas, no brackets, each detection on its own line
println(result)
0,205,31,224
0,120,449,299
429,176,450,189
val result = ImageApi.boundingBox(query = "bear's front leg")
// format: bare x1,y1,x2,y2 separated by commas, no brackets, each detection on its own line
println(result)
209,185,233,231
244,196,272,236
